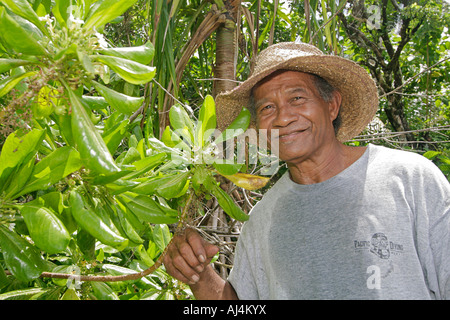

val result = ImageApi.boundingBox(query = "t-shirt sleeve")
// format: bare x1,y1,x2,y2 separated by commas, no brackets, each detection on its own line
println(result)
413,157,450,299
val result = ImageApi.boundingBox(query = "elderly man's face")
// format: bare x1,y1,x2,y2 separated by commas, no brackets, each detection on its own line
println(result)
253,71,341,163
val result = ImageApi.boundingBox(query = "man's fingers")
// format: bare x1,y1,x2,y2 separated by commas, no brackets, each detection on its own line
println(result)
163,228,219,285
185,228,208,263
177,241,204,273
205,243,219,259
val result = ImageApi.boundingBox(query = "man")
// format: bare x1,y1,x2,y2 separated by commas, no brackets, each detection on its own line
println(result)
163,42,450,299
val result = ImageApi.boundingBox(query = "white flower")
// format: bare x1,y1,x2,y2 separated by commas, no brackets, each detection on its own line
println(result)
94,31,109,48
68,14,84,26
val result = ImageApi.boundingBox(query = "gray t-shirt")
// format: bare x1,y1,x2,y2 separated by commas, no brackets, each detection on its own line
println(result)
228,144,450,299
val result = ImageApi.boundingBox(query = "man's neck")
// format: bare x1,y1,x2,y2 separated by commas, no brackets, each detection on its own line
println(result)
287,142,367,185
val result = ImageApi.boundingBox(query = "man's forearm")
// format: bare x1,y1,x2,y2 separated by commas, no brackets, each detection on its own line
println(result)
189,264,238,300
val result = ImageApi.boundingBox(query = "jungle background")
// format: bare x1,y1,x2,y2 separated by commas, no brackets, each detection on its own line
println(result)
0,0,449,300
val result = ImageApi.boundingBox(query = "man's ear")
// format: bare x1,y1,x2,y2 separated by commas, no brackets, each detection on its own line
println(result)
329,90,342,121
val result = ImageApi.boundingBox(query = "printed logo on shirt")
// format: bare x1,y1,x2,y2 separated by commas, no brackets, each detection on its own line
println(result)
353,232,404,259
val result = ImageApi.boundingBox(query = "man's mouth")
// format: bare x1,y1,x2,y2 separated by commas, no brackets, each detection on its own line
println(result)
275,128,308,142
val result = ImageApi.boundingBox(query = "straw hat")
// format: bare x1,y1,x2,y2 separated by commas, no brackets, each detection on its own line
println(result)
215,42,379,142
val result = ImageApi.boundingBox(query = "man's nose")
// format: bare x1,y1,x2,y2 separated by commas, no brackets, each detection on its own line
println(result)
272,105,297,127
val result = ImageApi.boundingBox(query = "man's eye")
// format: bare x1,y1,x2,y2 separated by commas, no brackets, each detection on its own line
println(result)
258,105,273,113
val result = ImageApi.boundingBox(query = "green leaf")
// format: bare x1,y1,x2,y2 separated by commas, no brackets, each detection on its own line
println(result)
0,129,45,190
156,171,190,199
91,55,156,85
2,150,36,196
169,104,196,145
93,81,144,115
84,0,139,30
195,95,216,147
69,189,129,250
118,192,179,224
81,95,109,111
14,146,82,198
114,204,143,244
61,289,80,300
213,162,243,176
211,184,249,221
18,201,71,254
0,0,48,35
0,58,33,74
91,282,119,300
102,118,129,154
0,71,38,98
0,7,46,55
152,224,171,252
51,0,70,27
120,152,167,180
0,225,48,282
0,288,48,300
98,41,155,65
67,87,120,174
214,107,251,144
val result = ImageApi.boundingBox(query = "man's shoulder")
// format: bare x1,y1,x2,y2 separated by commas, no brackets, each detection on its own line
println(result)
369,144,439,171
368,144,448,185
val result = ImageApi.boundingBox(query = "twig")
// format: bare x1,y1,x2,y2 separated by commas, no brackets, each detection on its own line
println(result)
379,56,450,98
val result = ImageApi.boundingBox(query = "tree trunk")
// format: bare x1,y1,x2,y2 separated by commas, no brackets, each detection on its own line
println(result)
212,0,241,97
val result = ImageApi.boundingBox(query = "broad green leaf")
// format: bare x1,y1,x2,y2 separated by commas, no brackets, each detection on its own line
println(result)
114,204,143,244
98,41,155,65
131,173,180,195
81,95,109,110
169,104,195,142
102,118,129,154
210,184,249,221
91,282,119,300
0,225,48,282
214,107,251,144
91,55,156,85
18,201,71,254
61,289,80,300
152,224,171,252
156,171,190,199
0,7,46,55
120,152,167,180
195,95,216,147
93,81,144,115
118,192,179,224
51,0,70,27
0,71,38,98
84,0,139,30
0,288,48,300
2,150,36,197
67,87,120,174
69,189,129,250
0,58,32,74
0,0,48,35
0,129,45,190
101,263,155,288
14,146,82,198
213,162,243,176
161,126,176,148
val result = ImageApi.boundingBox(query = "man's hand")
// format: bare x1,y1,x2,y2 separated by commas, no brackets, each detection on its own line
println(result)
163,228,219,284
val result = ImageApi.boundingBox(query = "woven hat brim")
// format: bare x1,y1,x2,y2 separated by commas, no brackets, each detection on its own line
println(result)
215,55,379,142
